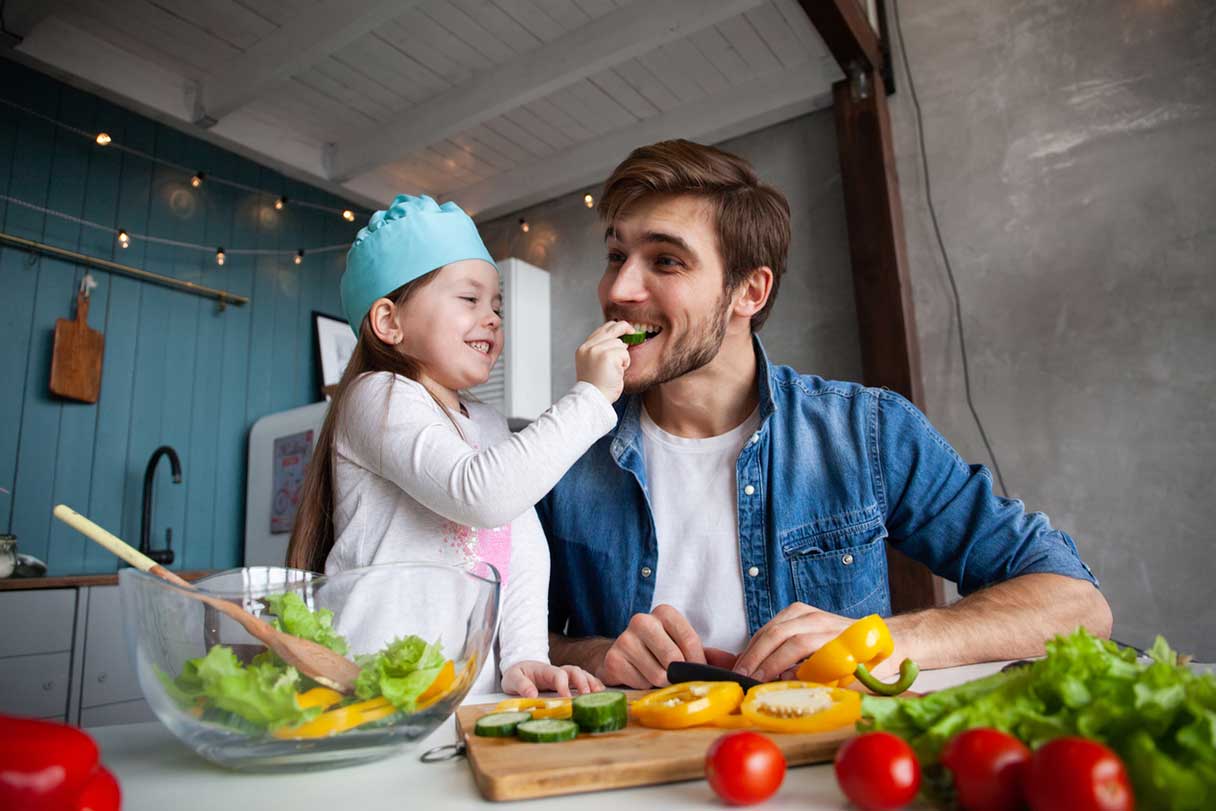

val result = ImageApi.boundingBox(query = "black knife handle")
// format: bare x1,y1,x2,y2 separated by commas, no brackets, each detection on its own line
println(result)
666,660,761,690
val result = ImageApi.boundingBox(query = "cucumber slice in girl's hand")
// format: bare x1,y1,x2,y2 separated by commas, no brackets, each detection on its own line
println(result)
572,691,628,733
516,718,579,742
474,711,532,737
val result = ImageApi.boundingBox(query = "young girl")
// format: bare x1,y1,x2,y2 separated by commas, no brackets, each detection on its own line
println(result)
287,194,632,698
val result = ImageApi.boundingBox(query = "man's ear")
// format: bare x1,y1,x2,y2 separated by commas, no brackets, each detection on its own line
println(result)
367,297,402,345
732,266,774,321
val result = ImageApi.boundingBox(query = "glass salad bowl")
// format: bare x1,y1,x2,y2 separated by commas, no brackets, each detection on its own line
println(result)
119,562,499,771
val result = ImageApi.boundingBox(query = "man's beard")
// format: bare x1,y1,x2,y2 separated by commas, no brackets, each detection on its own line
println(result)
621,295,730,394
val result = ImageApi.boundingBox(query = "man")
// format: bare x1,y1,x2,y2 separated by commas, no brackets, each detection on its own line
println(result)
539,139,1111,688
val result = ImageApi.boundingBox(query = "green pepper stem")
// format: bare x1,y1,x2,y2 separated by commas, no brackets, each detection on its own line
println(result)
854,659,919,696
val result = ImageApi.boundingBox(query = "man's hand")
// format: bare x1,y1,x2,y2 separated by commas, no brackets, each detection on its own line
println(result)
732,602,858,683
598,604,722,688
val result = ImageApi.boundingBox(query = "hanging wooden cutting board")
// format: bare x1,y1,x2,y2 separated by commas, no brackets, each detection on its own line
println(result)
50,290,104,403
454,692,856,801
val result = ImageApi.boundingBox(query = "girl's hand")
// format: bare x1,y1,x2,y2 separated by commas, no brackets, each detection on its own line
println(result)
502,661,605,697
576,321,633,403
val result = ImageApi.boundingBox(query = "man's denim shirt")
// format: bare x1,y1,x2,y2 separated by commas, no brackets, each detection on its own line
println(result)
538,337,1098,641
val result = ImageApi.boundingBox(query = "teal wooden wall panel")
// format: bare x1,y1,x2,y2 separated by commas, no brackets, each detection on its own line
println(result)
0,58,361,575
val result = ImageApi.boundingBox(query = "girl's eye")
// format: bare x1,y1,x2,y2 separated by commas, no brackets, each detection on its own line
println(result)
460,296,478,304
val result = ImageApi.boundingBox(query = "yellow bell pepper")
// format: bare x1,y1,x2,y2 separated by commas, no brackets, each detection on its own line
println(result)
795,614,894,687
417,660,456,710
632,681,744,729
493,696,573,719
295,686,343,711
739,681,861,733
272,696,395,739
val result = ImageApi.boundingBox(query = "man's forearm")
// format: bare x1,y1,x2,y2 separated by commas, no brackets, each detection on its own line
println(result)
887,573,1113,670
548,631,613,674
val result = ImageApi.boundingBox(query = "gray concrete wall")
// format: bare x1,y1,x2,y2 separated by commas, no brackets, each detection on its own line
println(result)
478,110,861,399
477,0,1216,659
887,0,1216,657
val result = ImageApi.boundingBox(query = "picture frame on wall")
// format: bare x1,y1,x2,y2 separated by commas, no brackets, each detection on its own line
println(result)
313,311,356,401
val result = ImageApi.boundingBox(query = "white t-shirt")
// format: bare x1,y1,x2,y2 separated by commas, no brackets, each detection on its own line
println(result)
327,372,617,694
640,405,761,655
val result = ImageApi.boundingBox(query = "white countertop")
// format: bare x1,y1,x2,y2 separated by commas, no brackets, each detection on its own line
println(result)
89,661,1012,811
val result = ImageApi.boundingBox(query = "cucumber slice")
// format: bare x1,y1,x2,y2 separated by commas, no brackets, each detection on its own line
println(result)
621,332,647,345
474,710,532,737
572,690,628,733
516,718,579,743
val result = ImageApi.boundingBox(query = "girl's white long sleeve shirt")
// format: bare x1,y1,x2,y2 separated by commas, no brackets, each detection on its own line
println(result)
326,371,617,695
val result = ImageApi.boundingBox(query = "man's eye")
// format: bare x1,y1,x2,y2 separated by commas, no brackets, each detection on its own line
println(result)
655,256,682,269
606,251,624,264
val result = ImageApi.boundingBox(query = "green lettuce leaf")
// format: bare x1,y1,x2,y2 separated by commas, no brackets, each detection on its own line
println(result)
354,635,445,712
262,592,348,655
165,646,320,730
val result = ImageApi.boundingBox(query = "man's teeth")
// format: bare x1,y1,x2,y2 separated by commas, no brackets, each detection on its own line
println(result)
468,341,491,354
629,323,661,335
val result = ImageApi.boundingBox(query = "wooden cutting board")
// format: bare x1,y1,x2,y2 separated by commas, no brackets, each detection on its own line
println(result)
50,290,104,403
455,692,855,801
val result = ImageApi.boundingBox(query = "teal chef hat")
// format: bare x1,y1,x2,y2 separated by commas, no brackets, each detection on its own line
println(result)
340,194,496,334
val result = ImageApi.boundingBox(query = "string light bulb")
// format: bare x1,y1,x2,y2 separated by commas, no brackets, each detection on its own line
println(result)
583,193,594,208
117,229,130,248
342,209,355,222
95,132,111,146
215,246,225,266
275,196,287,211
519,218,529,233
294,249,304,265
191,172,205,188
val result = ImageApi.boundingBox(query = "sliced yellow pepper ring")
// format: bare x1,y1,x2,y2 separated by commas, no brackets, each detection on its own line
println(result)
295,686,343,711
740,681,861,733
632,681,744,730
494,696,573,719
417,660,456,710
709,711,755,729
795,614,895,687
272,696,395,740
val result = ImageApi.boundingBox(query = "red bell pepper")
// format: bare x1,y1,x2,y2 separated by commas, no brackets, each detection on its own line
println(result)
0,714,121,810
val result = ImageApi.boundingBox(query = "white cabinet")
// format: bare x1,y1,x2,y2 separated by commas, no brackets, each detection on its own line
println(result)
80,586,146,710
0,585,151,728
0,590,77,720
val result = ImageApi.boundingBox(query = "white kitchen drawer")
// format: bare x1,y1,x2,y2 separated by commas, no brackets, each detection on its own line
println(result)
0,590,77,656
80,698,155,728
0,651,72,717
81,586,143,708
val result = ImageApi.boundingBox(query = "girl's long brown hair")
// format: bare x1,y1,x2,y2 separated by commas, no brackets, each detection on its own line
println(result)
286,274,447,572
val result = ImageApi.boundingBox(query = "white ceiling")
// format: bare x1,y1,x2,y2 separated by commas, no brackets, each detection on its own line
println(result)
3,0,842,219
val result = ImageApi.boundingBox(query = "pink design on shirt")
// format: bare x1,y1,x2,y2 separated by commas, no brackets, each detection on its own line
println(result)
441,520,512,587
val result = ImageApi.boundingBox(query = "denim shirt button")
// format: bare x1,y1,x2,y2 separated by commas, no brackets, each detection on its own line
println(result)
841,553,854,565
640,566,653,578
747,566,760,577
743,484,756,496
749,432,760,445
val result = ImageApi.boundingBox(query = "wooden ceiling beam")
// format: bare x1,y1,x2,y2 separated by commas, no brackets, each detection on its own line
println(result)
191,0,425,127
449,62,834,222
326,0,767,182
795,0,882,75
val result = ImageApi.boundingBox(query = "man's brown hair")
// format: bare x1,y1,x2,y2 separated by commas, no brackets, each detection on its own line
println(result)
598,139,791,331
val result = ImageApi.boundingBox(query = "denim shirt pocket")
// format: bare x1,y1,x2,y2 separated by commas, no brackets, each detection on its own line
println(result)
778,506,891,618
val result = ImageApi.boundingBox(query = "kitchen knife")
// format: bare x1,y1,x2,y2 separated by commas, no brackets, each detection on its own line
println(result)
666,661,762,690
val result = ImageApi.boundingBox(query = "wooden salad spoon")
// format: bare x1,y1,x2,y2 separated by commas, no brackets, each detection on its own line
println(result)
53,504,360,693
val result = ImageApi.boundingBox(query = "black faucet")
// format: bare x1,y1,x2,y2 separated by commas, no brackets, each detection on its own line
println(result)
140,445,181,565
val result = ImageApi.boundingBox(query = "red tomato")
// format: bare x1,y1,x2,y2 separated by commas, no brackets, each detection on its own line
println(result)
75,766,121,811
0,714,100,810
834,731,921,810
940,727,1031,811
1026,737,1134,811
705,731,787,805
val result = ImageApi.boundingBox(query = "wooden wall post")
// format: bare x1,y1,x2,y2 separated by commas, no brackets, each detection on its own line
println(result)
799,0,944,613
